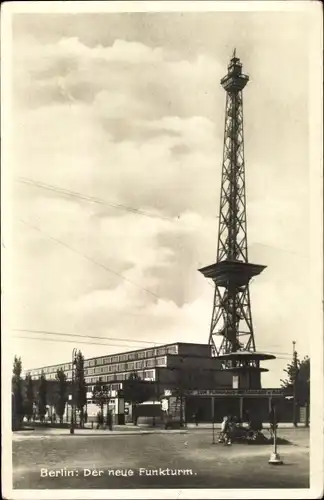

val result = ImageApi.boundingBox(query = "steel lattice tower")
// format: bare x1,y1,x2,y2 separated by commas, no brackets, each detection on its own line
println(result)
198,51,274,389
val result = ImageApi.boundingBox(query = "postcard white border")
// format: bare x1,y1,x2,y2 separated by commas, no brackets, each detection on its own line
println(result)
1,1,323,499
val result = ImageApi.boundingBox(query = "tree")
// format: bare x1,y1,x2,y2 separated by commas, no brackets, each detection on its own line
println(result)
92,378,111,427
174,359,186,426
38,371,47,423
12,356,24,429
24,373,34,423
75,350,87,428
92,379,109,413
281,354,310,427
124,372,155,424
55,368,68,424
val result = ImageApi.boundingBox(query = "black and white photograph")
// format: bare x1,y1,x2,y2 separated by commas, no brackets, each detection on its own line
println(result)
1,1,323,499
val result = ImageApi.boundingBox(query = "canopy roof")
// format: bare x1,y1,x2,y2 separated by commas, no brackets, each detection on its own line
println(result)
216,351,276,361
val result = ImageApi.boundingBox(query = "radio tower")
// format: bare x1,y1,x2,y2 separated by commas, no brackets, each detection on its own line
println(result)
199,50,275,389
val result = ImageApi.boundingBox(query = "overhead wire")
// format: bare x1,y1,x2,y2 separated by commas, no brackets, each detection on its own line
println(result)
17,177,307,258
13,335,155,350
12,328,292,357
12,328,163,346
16,177,177,223
14,335,292,360
15,178,307,362
19,218,162,300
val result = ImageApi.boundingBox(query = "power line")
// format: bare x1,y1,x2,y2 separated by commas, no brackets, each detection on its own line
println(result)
12,330,291,357
251,242,308,260
13,335,152,350
17,179,306,258
17,177,179,223
14,335,292,360
19,219,162,300
12,328,163,346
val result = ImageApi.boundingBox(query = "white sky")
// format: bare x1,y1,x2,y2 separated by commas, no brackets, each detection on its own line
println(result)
7,9,313,387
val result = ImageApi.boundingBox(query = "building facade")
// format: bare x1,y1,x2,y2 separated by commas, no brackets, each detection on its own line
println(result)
24,342,293,423
25,342,233,398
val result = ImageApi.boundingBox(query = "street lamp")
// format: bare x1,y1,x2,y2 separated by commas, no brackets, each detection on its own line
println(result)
268,403,283,465
70,348,78,435
211,396,216,445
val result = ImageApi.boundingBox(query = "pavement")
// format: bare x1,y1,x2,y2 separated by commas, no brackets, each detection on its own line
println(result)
17,421,306,437
12,427,309,490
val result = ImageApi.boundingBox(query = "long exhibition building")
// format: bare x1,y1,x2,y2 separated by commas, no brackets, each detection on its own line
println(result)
24,342,287,423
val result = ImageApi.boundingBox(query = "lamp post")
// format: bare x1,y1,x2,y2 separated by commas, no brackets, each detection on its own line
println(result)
179,357,184,427
268,403,283,465
70,348,77,435
211,396,216,445
292,340,298,427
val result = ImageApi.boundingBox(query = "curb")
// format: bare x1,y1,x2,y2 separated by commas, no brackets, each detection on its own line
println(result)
14,429,190,437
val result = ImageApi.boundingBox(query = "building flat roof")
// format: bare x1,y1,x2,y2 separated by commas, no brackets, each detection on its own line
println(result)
24,341,212,373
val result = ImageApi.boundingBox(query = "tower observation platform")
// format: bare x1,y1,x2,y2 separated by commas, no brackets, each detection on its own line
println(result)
198,50,275,390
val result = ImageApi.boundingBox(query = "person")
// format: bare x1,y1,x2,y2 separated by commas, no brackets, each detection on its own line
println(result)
243,410,250,426
250,416,263,432
96,411,103,430
232,415,243,439
219,416,231,444
106,411,113,431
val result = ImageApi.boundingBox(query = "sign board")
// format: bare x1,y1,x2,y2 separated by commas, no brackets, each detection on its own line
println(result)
164,390,172,397
186,388,285,397
232,376,239,389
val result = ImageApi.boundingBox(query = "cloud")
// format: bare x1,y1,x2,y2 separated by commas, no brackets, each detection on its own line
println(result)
10,24,311,387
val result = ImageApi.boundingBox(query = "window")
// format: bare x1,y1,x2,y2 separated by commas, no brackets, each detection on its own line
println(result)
166,345,178,355
89,360,95,367
156,356,166,366
96,358,103,366
144,370,154,379
157,347,166,356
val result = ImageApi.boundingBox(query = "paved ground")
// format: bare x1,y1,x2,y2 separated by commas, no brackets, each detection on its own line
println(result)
13,427,309,490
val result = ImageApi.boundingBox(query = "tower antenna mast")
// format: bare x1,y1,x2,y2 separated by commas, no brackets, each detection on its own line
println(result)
198,52,275,389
